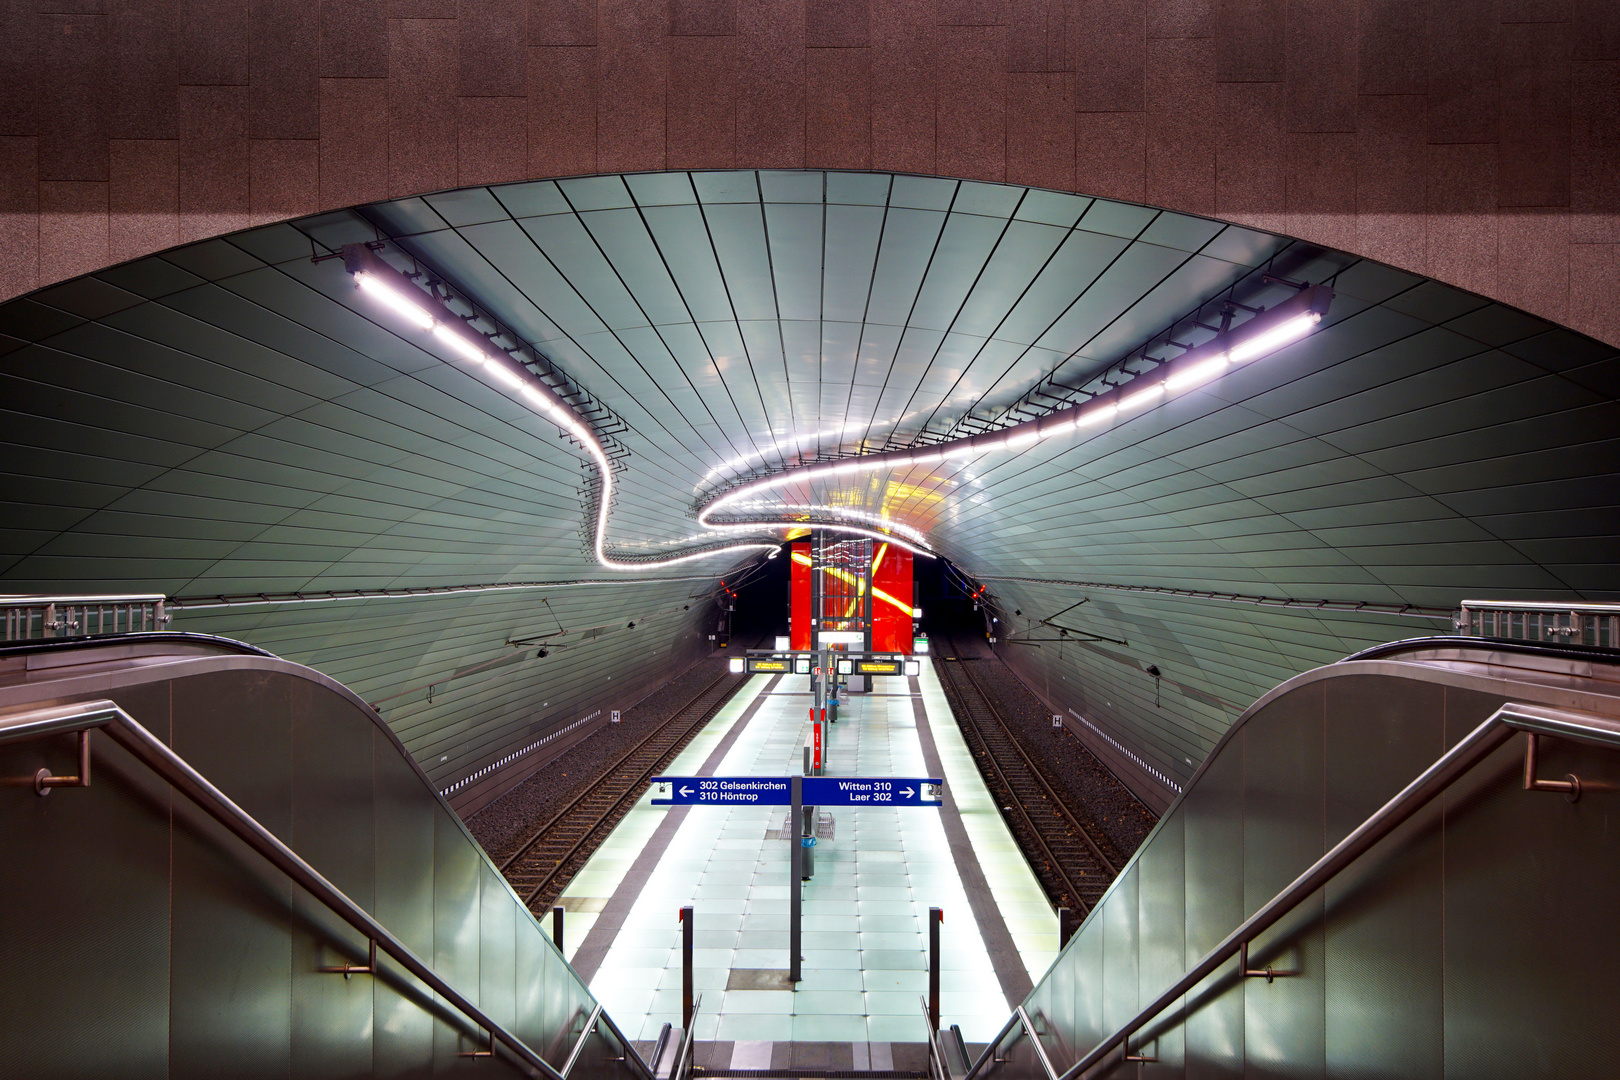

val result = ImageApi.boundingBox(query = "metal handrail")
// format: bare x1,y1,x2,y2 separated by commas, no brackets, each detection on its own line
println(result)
559,1004,605,1077
648,1023,675,1079
598,1008,655,1080
1014,1008,1060,1080
669,994,702,1080
1,593,168,641
921,996,980,1080
0,698,649,1080
1459,599,1620,615
964,701,1620,1080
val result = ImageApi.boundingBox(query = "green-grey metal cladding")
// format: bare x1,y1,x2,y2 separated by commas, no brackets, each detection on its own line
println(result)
1,170,1615,810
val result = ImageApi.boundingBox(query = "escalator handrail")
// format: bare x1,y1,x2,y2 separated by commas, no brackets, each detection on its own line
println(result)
965,699,1620,1080
1341,634,1620,665
0,697,649,1080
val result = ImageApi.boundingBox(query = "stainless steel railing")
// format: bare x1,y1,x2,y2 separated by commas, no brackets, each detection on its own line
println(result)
922,996,982,1080
964,700,1620,1080
1,594,169,641
0,698,652,1080
1457,599,1620,648
668,994,702,1080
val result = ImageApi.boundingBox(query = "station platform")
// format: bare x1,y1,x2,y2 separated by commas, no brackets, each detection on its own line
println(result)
550,663,1058,1047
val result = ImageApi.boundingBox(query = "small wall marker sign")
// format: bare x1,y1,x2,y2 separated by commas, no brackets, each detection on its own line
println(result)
610,710,621,724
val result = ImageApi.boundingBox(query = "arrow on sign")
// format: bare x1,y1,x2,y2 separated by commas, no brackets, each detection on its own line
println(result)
901,787,914,798
679,785,694,797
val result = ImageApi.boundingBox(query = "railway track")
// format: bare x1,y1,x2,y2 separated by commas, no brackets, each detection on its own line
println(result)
932,636,1117,913
498,663,749,914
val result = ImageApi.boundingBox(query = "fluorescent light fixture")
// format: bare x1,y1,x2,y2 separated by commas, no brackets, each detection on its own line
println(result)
695,420,874,490
694,284,1331,539
1075,403,1117,427
1227,311,1321,364
431,322,490,363
345,243,775,573
355,272,435,330
485,361,525,389
358,231,1327,575
1116,382,1166,413
1164,353,1229,391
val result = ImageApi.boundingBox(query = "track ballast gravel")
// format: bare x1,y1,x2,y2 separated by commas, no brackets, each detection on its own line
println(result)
466,651,743,863
940,643,1157,868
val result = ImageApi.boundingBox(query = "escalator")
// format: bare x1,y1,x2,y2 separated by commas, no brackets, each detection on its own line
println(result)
0,633,690,1080
934,637,1620,1080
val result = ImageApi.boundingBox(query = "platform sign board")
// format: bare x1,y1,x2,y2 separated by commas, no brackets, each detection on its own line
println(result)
652,776,942,807
804,777,941,806
651,777,790,805
746,658,793,673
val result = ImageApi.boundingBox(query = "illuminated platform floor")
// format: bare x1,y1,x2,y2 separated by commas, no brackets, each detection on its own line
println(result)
551,665,1057,1044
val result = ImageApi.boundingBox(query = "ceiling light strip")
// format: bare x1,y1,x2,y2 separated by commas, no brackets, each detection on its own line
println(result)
695,285,1333,527
343,245,777,571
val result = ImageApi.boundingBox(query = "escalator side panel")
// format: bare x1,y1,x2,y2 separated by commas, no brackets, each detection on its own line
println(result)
1101,865,1140,1064
0,678,174,1080
1181,726,1244,1080
1240,684,1326,1080
480,860,519,1041
1440,685,1620,1079
292,673,378,1080
170,668,295,1080
1322,675,1445,1079
374,715,439,1077
1136,810,1185,1077
434,801,485,1074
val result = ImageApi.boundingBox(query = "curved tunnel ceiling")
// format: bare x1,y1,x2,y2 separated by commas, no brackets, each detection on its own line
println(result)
1,169,1616,804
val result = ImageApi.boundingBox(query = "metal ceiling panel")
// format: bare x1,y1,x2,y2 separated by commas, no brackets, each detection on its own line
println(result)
2,169,1614,808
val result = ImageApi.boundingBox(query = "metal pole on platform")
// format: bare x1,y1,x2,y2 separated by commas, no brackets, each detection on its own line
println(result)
801,746,815,877
928,907,942,1032
1058,907,1077,949
553,905,564,954
680,906,694,1029
789,773,803,983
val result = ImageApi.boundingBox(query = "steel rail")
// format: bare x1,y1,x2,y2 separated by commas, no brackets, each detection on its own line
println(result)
963,700,1620,1080
0,698,647,1080
934,659,1092,911
501,668,742,907
953,654,1117,879
934,644,1115,911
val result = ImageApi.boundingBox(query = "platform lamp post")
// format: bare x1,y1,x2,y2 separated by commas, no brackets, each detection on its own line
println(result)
679,906,694,1030
928,907,943,1032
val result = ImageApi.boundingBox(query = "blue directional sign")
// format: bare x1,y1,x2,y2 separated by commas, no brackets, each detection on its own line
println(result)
651,776,942,807
804,776,941,806
651,777,791,805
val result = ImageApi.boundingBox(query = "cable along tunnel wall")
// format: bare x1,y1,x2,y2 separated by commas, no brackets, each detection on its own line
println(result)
983,642,1620,1080
0,635,629,1080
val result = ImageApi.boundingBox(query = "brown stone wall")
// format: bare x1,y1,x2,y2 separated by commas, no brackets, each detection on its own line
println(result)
2,0,1617,344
